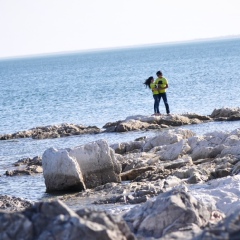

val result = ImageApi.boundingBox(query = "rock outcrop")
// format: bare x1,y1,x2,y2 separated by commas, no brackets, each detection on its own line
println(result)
0,123,100,140
42,139,121,192
1,107,240,140
0,195,32,212
103,107,240,133
123,188,224,239
5,156,43,176
0,200,135,240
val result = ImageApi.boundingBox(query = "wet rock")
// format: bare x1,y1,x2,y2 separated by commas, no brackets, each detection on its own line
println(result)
0,195,32,212
0,123,101,140
5,156,43,176
5,169,32,176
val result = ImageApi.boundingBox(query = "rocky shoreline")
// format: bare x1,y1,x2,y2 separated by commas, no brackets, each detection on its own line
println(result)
1,107,240,141
1,107,240,239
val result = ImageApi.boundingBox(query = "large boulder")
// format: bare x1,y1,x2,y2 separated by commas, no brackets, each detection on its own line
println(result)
67,139,121,188
42,147,85,192
42,139,121,192
123,188,222,239
0,200,136,240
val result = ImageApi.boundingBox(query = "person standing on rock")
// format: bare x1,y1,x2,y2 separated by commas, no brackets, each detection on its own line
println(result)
155,71,170,114
144,76,161,116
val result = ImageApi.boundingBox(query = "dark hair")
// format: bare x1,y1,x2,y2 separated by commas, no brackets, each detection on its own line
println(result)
143,76,154,89
156,71,162,76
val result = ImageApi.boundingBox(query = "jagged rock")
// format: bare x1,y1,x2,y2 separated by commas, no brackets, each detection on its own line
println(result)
102,113,212,133
210,107,240,118
232,160,240,175
5,156,43,176
0,200,136,240
110,140,145,154
0,123,101,140
115,120,152,132
194,210,240,240
156,139,191,161
142,128,195,152
120,166,156,181
157,114,192,126
163,155,193,169
42,139,121,192
183,113,212,121
123,188,222,239
0,195,32,212
188,135,224,161
5,166,43,176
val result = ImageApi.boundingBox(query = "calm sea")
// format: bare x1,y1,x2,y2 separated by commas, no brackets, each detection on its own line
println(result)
0,38,240,203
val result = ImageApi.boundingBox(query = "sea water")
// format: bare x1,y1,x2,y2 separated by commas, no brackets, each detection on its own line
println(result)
0,38,240,202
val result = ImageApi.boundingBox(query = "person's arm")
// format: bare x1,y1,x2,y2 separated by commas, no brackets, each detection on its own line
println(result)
161,83,168,89
158,78,168,89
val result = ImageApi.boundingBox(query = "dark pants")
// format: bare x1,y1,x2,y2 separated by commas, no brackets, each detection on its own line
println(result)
159,92,170,114
153,94,160,113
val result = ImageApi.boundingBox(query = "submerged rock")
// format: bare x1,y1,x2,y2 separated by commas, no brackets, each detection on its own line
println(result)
5,156,43,176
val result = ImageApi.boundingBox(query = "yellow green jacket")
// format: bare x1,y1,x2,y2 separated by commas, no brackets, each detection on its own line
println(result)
150,83,159,95
155,77,168,93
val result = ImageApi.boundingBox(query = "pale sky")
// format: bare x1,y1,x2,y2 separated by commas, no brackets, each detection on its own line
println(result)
0,0,239,58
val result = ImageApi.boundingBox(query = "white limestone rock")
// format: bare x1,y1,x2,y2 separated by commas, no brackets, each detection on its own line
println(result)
123,188,216,239
156,139,191,161
68,139,121,188
42,148,85,192
143,128,194,152
42,139,121,192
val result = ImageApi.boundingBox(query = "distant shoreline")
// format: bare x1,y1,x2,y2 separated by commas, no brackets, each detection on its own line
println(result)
1,35,240,61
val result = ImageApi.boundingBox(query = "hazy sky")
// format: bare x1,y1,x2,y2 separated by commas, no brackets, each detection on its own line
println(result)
0,0,239,58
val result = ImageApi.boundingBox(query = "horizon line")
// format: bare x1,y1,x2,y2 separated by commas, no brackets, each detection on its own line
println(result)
1,34,240,60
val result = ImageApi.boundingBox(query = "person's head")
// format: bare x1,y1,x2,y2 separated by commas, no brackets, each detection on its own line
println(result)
143,76,154,89
156,71,162,78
